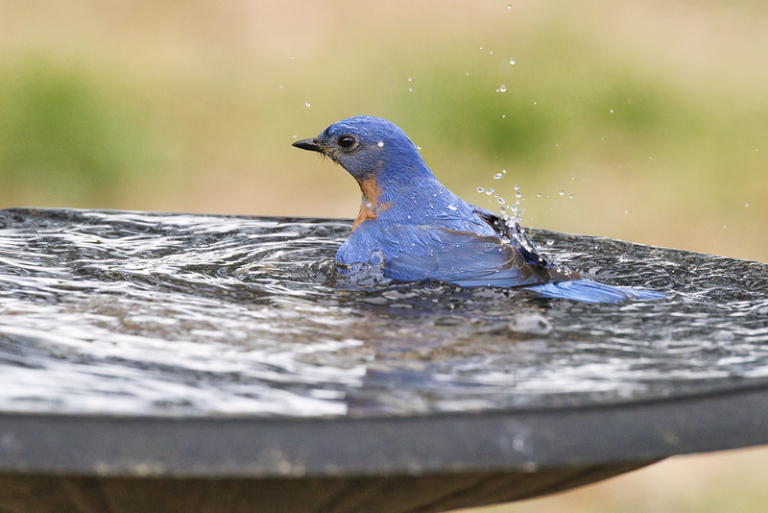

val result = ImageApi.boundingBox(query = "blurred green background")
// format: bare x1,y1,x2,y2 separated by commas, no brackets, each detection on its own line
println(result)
1,1,766,511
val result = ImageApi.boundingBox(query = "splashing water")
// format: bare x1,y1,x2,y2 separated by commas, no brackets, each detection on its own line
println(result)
0,209,767,419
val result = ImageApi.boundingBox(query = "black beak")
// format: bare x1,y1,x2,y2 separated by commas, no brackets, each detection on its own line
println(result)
292,138,325,153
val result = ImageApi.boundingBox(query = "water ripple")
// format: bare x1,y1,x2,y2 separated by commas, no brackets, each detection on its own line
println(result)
0,208,766,417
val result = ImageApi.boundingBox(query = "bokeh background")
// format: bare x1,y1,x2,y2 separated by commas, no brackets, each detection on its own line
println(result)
1,1,766,511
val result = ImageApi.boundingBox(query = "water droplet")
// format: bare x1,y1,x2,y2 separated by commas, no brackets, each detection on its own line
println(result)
545,239,554,246
377,141,384,147
477,187,485,193
507,4,512,9
493,173,503,180
503,169,507,174
499,84,507,93
502,114,506,118
292,134,297,139
465,72,470,76
609,109,614,114
304,102,311,107
408,88,413,92
497,197,506,204
489,50,494,55
368,250,385,266
509,58,516,65
291,55,295,60
569,194,574,199
745,203,750,208
408,77,412,82
624,209,630,214
447,204,458,211
486,188,495,195
558,189,565,197
537,193,542,198
533,101,537,105
416,145,422,150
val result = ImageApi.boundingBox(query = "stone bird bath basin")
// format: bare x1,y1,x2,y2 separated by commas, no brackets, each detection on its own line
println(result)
0,208,766,512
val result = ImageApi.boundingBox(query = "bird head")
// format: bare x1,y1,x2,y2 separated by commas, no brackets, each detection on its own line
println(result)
292,116,427,182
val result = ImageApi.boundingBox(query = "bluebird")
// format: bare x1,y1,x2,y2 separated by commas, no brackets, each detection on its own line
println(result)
293,116,663,303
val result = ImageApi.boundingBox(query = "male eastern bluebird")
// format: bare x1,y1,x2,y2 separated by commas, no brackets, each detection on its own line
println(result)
293,116,663,303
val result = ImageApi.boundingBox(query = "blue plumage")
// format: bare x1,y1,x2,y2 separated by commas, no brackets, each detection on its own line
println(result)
293,116,663,304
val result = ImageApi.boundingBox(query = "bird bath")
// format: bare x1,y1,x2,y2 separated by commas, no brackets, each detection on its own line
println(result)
1,207,767,513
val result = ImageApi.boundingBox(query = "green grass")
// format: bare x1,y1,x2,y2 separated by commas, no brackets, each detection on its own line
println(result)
0,61,164,206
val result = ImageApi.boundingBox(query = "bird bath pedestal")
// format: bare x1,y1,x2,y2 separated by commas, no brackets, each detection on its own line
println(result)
1,208,767,512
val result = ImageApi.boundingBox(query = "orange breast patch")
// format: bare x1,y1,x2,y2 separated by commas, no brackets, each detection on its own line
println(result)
352,177,391,231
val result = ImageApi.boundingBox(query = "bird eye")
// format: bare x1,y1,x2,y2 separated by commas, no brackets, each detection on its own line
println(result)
337,135,357,150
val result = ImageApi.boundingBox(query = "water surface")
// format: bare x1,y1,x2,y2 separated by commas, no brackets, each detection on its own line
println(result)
0,208,766,417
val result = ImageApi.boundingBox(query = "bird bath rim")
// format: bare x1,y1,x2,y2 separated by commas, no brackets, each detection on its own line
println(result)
1,378,767,479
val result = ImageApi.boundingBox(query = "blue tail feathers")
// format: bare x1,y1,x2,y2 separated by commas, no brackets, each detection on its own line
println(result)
526,279,665,304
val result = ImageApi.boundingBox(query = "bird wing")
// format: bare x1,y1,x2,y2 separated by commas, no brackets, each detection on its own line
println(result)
472,208,546,268
370,224,562,288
